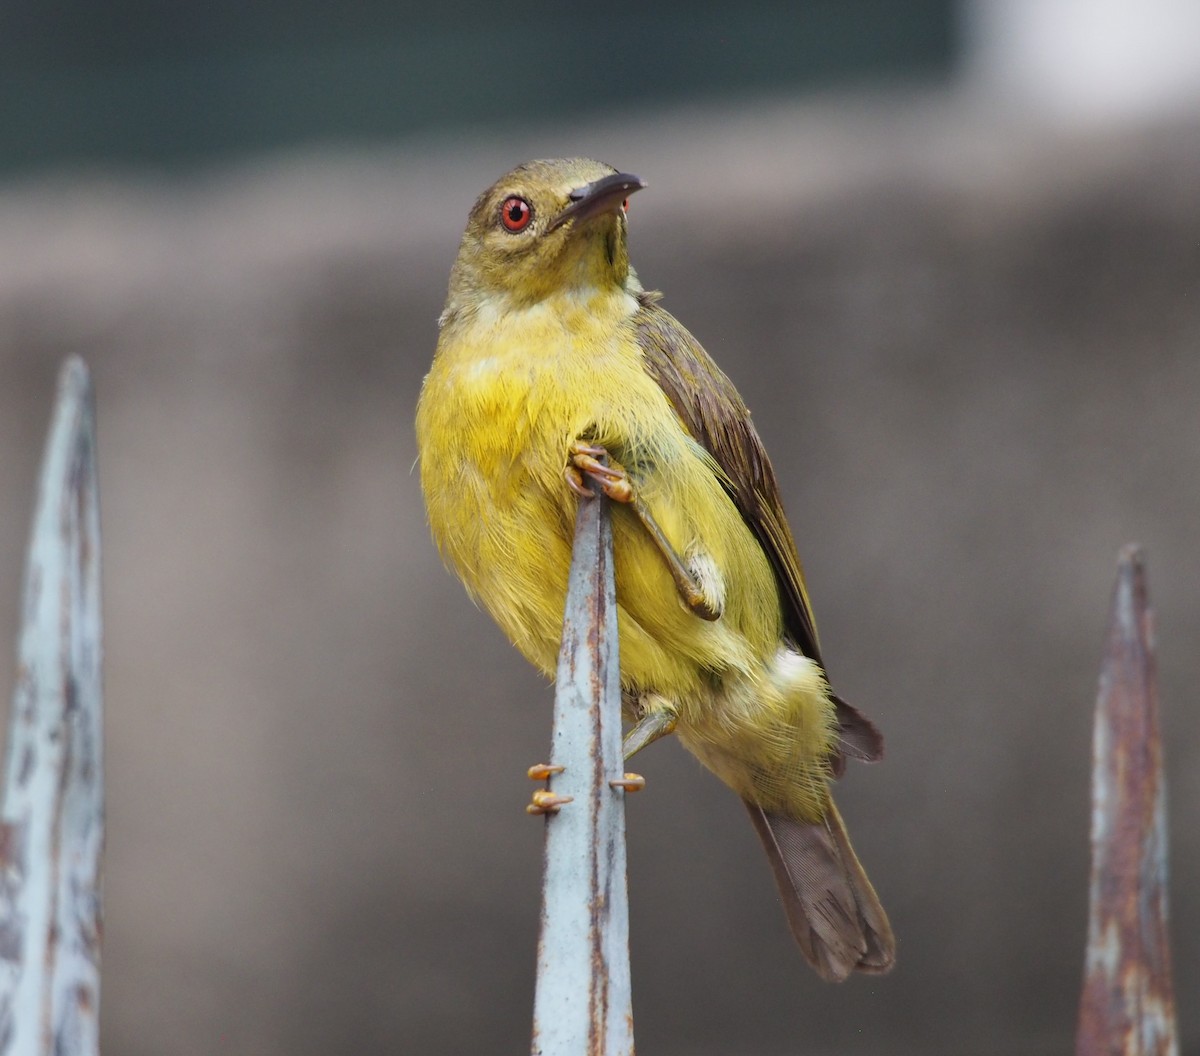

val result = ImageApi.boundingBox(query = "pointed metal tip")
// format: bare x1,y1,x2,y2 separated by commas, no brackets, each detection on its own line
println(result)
57,354,93,394
1077,544,1176,1056
1115,542,1144,573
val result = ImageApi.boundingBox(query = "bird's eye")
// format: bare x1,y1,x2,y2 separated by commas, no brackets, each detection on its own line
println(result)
622,198,629,213
500,196,533,232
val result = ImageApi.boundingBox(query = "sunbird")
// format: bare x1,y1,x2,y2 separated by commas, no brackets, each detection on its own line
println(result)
416,158,894,981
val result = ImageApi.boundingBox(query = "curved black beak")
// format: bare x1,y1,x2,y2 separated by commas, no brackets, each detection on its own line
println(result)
547,172,646,233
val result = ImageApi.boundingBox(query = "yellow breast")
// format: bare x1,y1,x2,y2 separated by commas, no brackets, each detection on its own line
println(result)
416,287,782,699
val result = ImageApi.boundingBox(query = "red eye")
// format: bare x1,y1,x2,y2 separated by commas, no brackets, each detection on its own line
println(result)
500,196,533,232
622,198,629,213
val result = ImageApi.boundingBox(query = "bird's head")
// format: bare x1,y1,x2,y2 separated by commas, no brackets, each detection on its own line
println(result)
444,158,646,319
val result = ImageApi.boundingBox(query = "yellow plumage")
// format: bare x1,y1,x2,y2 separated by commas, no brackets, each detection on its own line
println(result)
416,158,893,980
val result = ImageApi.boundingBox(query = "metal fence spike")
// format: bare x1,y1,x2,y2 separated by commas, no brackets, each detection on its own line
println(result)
1076,545,1177,1056
530,487,634,1056
0,357,104,1056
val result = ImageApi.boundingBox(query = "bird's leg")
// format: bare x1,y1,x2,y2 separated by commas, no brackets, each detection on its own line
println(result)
613,699,680,793
628,500,722,621
622,708,677,760
565,441,722,621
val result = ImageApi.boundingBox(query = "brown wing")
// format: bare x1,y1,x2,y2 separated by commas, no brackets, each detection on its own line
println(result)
634,299,882,764
634,300,821,660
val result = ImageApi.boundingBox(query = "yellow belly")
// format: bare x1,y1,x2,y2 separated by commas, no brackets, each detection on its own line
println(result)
416,290,836,817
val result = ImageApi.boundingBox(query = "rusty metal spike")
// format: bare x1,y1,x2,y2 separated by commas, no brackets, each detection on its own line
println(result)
1076,545,1178,1056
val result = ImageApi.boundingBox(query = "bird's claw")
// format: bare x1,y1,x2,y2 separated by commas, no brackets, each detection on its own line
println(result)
609,773,646,793
565,441,634,504
527,789,574,815
527,763,570,815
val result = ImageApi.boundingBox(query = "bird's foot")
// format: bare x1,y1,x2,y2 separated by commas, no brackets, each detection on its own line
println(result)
565,442,634,503
610,773,646,793
526,763,572,815
565,440,721,621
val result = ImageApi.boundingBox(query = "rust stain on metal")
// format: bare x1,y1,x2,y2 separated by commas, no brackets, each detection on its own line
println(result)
587,503,610,1055
1076,545,1178,1056
0,822,27,873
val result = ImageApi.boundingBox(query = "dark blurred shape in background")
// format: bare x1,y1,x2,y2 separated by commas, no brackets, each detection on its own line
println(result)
1,0,954,175
1,2,1199,1055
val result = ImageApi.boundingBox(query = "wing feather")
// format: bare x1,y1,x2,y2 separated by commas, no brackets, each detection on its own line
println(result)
633,300,823,662
633,300,883,765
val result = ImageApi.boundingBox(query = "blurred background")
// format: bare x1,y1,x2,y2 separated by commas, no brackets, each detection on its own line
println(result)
2,1,1199,1053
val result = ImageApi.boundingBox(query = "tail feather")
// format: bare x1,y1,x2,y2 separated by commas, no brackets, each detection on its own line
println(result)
745,798,895,982
831,693,884,774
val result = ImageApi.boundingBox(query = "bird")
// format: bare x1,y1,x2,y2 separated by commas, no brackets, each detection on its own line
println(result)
415,157,894,981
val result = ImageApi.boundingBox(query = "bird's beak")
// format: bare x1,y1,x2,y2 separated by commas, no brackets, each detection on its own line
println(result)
547,172,646,233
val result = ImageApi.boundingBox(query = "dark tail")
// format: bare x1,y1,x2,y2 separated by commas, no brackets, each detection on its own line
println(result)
745,798,895,981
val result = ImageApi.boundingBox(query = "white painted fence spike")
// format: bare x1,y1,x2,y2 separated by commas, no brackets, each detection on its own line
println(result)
0,357,103,1056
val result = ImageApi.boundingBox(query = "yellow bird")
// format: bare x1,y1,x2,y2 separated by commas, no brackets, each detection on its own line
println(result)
416,158,894,981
